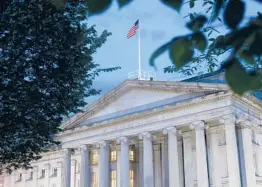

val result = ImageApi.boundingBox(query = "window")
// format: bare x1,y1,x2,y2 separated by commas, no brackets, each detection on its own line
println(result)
40,169,45,178
129,150,135,161
110,151,117,162
111,170,117,187
91,173,97,187
129,170,134,187
52,168,57,177
91,151,98,165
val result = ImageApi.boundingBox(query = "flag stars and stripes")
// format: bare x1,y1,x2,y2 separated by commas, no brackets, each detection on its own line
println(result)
127,19,139,38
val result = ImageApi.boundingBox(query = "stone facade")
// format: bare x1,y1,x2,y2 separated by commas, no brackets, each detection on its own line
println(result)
3,78,262,187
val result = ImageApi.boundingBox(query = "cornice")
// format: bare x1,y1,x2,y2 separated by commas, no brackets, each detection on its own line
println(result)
61,80,229,129
233,94,262,112
58,92,232,138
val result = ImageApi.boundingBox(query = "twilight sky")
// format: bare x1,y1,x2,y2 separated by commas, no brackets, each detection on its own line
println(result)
85,0,261,103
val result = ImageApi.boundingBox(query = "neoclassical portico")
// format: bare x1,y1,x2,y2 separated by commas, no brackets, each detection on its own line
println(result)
4,76,262,187
58,115,262,187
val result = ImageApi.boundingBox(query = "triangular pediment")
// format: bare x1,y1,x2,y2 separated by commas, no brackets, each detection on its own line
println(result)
61,79,229,129
89,88,186,119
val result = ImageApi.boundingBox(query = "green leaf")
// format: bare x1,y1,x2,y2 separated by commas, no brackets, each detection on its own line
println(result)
86,0,112,15
150,42,171,67
225,59,261,95
210,0,225,21
191,32,208,52
116,0,134,8
249,32,262,55
238,50,255,65
223,0,245,29
186,15,208,32
189,13,195,20
190,0,195,8
161,0,184,11
169,37,193,68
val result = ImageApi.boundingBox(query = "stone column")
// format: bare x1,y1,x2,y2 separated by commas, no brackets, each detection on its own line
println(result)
139,132,154,187
116,145,121,187
219,115,241,187
190,121,209,187
161,140,169,187
163,127,180,187
62,149,72,187
240,121,256,187
57,162,63,187
182,132,193,187
33,166,38,187
153,144,162,187
44,163,50,187
80,145,90,187
71,159,77,187
117,137,130,187
99,141,109,187
208,127,222,187
138,142,144,187
256,132,262,176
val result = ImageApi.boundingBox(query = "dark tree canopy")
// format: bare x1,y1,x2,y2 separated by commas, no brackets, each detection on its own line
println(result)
0,0,118,172
55,0,262,95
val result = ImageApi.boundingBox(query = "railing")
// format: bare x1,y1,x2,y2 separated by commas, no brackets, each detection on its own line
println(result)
128,70,156,81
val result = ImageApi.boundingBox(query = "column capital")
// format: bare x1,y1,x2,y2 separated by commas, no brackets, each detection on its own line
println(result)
78,144,90,152
99,140,108,147
219,114,236,125
138,132,152,140
190,121,207,131
61,148,73,156
237,119,253,129
116,136,129,144
163,126,177,135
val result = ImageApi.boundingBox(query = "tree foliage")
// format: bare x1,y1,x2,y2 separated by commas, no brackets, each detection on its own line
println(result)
52,0,262,95
0,0,119,172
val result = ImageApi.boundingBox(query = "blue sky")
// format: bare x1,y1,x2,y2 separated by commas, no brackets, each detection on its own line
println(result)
85,0,261,103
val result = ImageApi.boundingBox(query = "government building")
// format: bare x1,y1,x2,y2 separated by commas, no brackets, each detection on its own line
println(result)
3,71,262,187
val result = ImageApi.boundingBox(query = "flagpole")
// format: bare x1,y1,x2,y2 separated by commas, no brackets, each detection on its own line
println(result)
138,19,141,80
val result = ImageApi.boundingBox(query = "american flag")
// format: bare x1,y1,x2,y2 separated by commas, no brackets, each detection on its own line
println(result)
127,19,139,38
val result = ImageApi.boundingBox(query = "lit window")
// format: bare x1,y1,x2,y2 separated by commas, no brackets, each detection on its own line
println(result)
129,150,135,161
41,169,45,178
110,151,117,162
91,151,98,165
52,168,57,177
91,173,97,187
111,170,117,187
129,170,134,187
